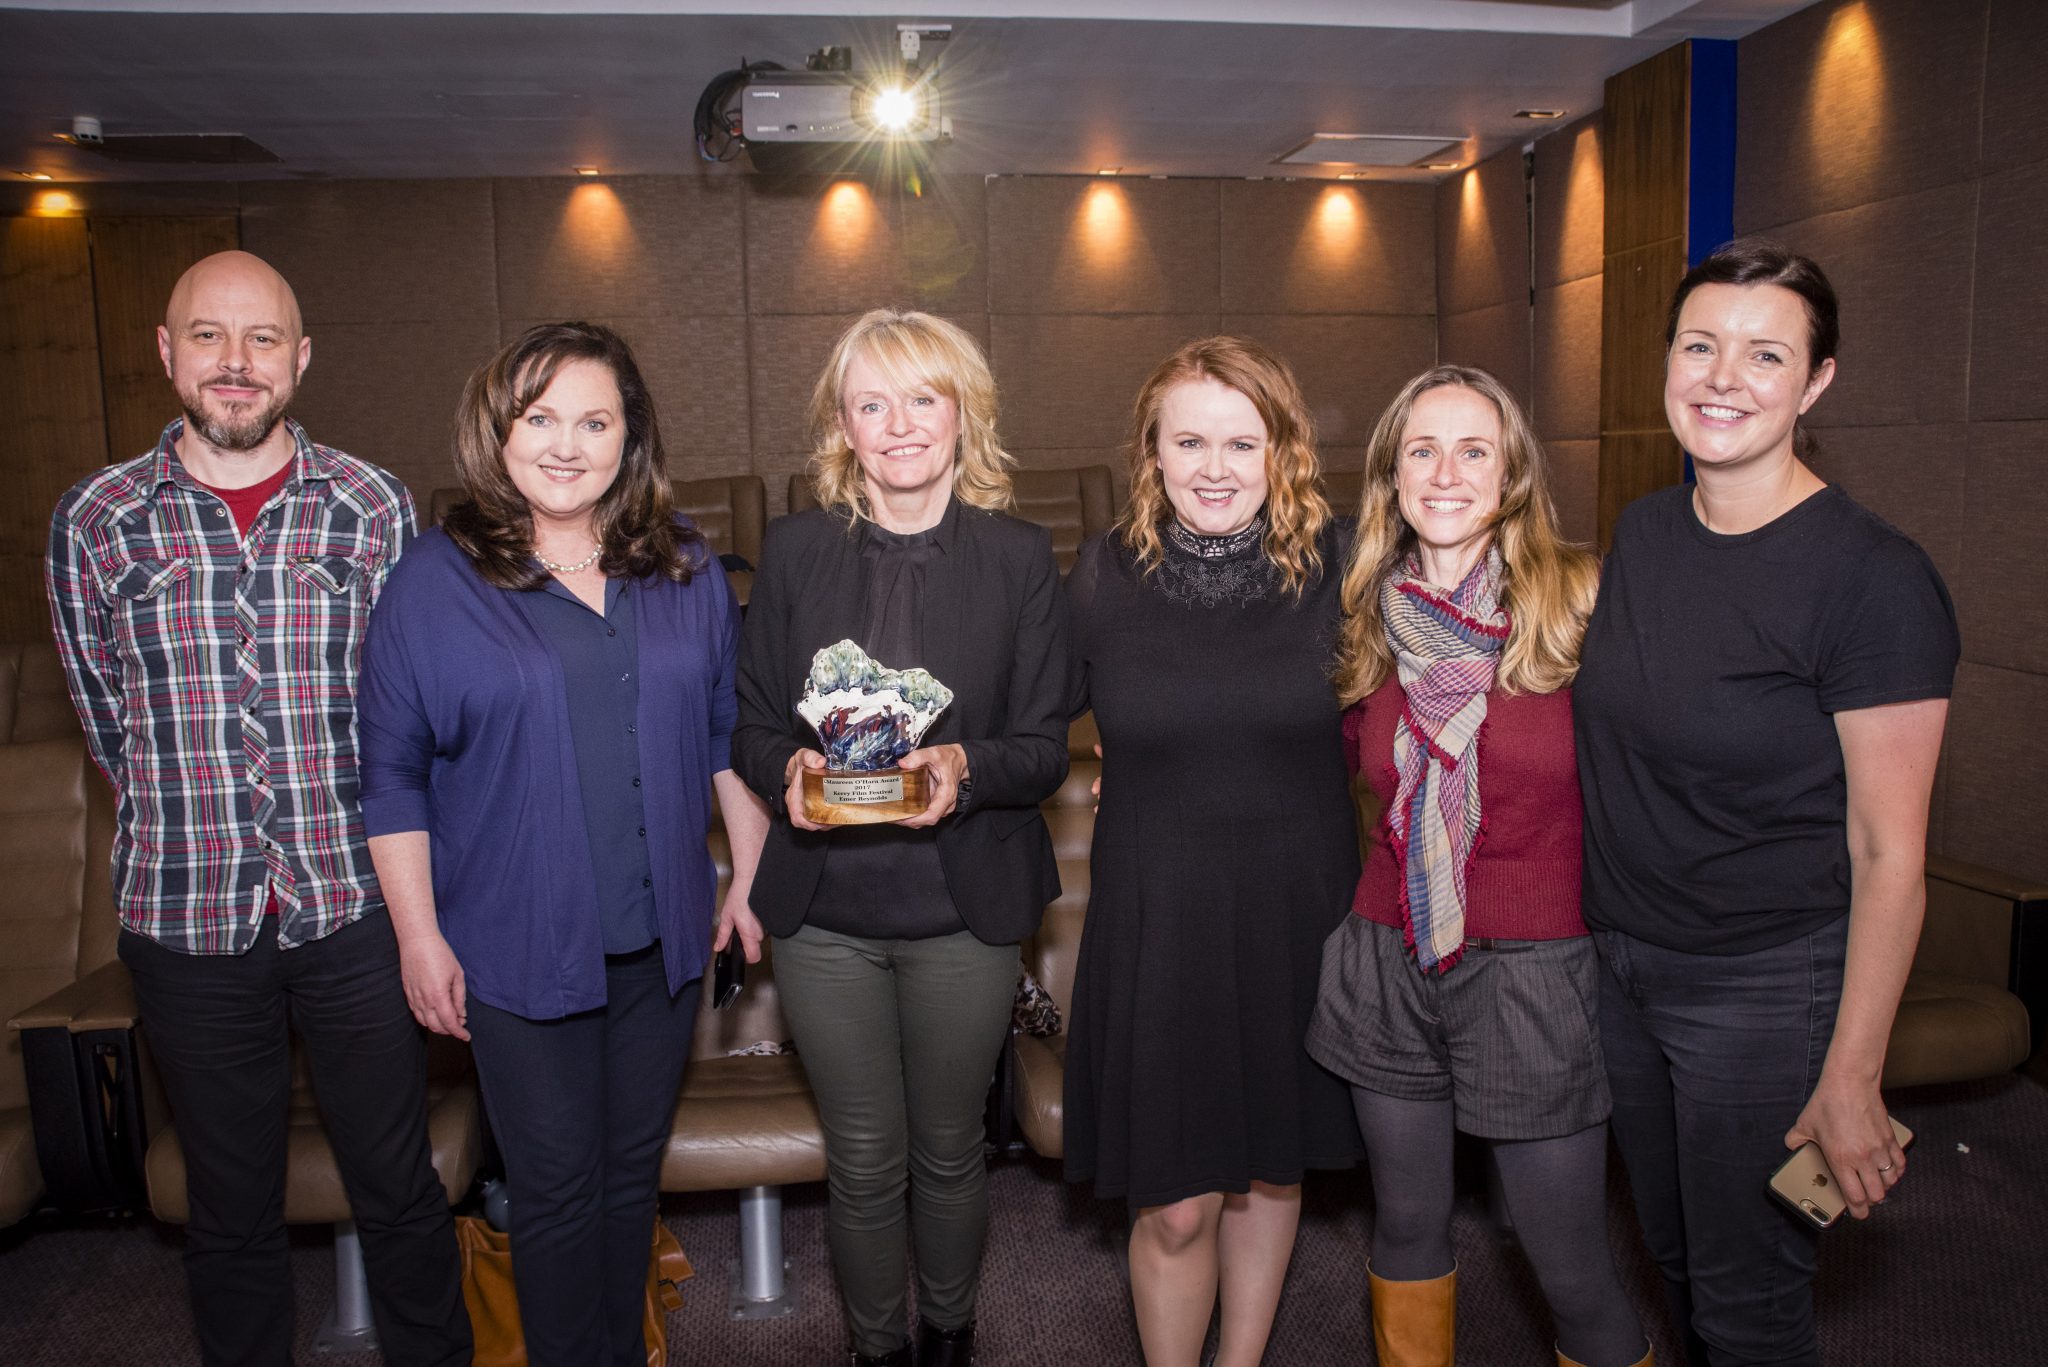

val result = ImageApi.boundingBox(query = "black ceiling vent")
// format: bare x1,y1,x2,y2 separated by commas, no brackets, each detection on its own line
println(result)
60,132,280,165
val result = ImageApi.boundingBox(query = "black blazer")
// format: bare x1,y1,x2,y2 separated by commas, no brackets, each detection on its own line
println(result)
733,503,1070,945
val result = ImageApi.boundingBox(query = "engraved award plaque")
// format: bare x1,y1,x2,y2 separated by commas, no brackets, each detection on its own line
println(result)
796,639,955,826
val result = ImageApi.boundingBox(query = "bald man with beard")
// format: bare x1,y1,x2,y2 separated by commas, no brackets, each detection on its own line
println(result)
46,251,470,1366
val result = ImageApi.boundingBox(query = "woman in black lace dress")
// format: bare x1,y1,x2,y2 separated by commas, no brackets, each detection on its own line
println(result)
1064,336,1361,1367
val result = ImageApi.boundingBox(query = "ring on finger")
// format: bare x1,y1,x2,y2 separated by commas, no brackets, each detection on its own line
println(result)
1877,1161,1894,1172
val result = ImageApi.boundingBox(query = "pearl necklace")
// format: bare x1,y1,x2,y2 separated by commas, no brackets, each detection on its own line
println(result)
536,542,602,574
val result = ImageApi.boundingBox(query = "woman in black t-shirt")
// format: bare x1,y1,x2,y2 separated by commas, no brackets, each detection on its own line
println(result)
1573,241,1958,1366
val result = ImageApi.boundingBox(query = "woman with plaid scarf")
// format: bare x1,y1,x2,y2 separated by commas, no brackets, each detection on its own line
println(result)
1306,366,1649,1367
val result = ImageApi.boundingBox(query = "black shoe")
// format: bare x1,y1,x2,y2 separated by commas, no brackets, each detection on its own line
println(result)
849,1344,912,1366
917,1320,975,1367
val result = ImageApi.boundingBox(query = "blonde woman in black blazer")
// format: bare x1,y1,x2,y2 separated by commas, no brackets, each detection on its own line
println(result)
729,309,1069,1367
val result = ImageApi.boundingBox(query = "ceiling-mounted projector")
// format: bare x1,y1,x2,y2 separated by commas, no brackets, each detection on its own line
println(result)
695,27,952,175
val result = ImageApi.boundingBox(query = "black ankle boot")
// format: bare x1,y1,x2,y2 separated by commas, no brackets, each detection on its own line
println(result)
917,1320,975,1367
849,1344,912,1366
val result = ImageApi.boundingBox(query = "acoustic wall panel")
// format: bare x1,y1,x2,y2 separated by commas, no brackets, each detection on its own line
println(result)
1967,160,2048,423
86,216,241,467
1436,150,1529,319
987,177,1221,316
1219,179,1436,317
1804,423,1966,593
989,313,1218,451
1735,0,1990,231
1437,303,1533,411
1218,313,1439,449
1955,420,2048,678
494,176,745,320
1944,662,2048,882
1534,114,1604,291
1982,0,2048,170
1534,275,1602,442
744,174,987,317
1544,438,1600,549
1767,181,1977,431
285,316,502,504
241,180,497,324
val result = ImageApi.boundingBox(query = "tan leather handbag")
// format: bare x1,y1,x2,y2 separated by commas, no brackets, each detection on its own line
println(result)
457,1216,694,1367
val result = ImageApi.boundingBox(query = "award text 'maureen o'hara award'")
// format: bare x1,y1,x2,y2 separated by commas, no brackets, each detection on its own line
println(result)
795,639,955,826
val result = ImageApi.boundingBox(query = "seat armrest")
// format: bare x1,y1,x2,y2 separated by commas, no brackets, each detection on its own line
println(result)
1925,855,2048,904
9,960,138,1034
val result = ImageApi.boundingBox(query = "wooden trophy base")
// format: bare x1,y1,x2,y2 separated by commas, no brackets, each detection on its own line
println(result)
802,766,929,826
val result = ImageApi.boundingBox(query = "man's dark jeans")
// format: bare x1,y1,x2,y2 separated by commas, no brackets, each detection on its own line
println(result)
121,911,470,1367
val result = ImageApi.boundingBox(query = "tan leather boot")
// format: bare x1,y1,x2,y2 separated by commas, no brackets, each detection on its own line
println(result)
1367,1266,1455,1367
1557,1347,1654,1366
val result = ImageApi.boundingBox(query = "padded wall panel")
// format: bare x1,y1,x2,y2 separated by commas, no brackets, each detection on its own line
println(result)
1599,237,1685,436
743,175,986,316
1544,438,1600,549
0,218,103,641
1438,304,1533,411
1982,0,2048,170
494,176,745,320
1534,275,1601,442
1534,114,1603,291
1435,150,1529,317
1597,430,1683,549
88,216,241,467
1955,421,2048,677
286,317,502,503
241,180,496,324
1804,423,1966,594
1602,42,1687,256
1967,160,2048,423
1943,662,2048,883
1218,314,1438,449
1219,180,1435,317
987,177,1220,316
989,314,1217,451
501,313,750,467
748,313,989,459
1735,0,1989,231
1769,181,1976,430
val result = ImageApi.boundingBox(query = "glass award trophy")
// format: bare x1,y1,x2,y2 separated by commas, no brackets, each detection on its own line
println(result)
795,639,954,826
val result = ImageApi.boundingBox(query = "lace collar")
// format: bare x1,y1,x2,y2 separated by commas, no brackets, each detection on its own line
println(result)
1164,513,1265,561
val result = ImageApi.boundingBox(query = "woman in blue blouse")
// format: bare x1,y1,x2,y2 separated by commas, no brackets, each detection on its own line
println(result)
358,322,769,1367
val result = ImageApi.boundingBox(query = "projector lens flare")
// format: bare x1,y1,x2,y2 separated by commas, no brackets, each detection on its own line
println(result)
868,85,918,132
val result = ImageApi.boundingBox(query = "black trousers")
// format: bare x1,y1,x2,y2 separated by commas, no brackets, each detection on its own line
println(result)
465,944,701,1367
120,912,470,1367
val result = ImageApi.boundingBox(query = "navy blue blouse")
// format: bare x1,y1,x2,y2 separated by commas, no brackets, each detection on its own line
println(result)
358,528,738,1019
518,576,658,955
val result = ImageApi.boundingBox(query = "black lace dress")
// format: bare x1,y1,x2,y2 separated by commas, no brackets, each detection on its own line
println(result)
1062,518,1362,1207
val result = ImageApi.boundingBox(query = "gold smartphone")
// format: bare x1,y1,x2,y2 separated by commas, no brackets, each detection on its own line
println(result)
1767,1116,1914,1229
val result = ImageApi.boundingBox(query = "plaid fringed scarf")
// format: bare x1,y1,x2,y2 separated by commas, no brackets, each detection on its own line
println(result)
1381,550,1510,971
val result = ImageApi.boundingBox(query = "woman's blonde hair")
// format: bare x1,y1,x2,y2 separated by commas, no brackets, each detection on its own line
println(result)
1333,365,1598,703
804,309,1014,517
1113,335,1330,595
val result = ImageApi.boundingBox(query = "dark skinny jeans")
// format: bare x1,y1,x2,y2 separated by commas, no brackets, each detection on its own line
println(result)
1594,919,1847,1367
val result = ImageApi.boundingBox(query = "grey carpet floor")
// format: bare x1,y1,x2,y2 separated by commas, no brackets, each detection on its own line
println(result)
3,1075,2043,1365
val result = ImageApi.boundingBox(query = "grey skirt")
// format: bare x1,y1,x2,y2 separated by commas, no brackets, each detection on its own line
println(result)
1305,915,1611,1140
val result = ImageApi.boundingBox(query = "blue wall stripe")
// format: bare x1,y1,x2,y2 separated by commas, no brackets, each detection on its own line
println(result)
1687,38,1738,267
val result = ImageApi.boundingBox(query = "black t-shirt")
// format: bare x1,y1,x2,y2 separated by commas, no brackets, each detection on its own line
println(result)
1574,483,1959,954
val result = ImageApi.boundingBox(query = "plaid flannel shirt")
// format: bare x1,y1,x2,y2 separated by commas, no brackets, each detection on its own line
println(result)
46,418,415,954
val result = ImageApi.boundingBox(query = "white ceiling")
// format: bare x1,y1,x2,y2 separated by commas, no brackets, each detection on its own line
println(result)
1,1,1820,184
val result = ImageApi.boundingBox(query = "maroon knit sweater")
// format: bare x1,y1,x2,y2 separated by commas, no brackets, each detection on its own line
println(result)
1347,678,1588,941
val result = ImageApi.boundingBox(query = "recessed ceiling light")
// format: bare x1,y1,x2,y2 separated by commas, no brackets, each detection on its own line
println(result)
18,170,53,180
1097,166,1121,176
1421,161,1462,171
1514,109,1567,120
575,166,600,176
1337,172,1365,180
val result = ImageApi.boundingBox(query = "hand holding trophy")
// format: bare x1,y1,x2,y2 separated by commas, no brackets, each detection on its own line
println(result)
795,639,955,826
